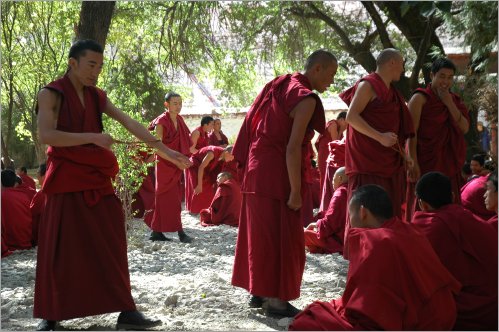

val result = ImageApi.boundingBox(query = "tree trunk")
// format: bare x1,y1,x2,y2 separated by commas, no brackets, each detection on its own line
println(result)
75,1,116,47
1,135,14,170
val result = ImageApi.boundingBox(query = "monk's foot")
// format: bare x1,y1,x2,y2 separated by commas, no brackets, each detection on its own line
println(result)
248,295,264,308
149,231,172,242
36,320,57,331
264,298,301,318
116,310,162,330
178,231,193,243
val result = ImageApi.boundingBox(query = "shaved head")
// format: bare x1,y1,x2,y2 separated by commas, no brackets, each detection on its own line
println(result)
376,48,402,67
304,50,337,71
334,166,346,178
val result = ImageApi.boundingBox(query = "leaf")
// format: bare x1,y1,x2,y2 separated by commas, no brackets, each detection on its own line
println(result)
435,1,452,13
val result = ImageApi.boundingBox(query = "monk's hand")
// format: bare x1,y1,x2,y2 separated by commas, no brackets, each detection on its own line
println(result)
95,133,115,150
306,222,317,231
189,146,198,154
194,185,202,195
378,132,398,147
407,161,420,183
436,88,453,107
172,152,192,170
287,191,302,211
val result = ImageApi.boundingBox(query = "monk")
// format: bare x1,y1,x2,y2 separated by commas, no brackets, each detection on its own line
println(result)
340,48,414,258
200,172,241,227
484,172,498,229
130,151,155,219
304,167,348,254
16,166,37,190
34,39,191,331
147,92,193,243
470,153,488,176
30,163,47,247
208,118,229,147
185,145,234,214
319,134,346,211
189,115,214,154
1,169,33,251
289,185,461,331
232,50,338,317
413,172,498,330
460,174,496,220
406,58,469,221
315,111,347,194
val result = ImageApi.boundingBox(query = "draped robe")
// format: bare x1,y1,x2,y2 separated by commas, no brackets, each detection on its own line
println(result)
460,175,496,220
1,187,33,251
208,130,229,146
319,137,345,212
200,179,241,227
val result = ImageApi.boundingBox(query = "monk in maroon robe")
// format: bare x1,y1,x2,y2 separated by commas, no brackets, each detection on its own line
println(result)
185,145,234,214
319,135,346,211
460,174,496,220
33,40,191,331
130,151,154,219
1,169,33,251
208,118,229,147
147,92,193,243
301,140,317,226
200,172,241,227
305,167,347,254
314,111,346,194
413,172,498,330
484,173,498,229
340,49,414,259
289,185,461,331
189,116,214,154
17,166,37,190
406,58,469,221
232,50,338,317
30,163,47,247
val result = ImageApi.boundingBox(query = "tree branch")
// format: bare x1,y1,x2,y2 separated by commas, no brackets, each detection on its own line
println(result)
361,1,394,48
410,15,435,88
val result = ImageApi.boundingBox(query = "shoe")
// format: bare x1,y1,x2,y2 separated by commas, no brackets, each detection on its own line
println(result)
36,320,56,331
116,310,162,330
149,231,171,242
248,295,264,308
265,302,301,318
178,231,193,243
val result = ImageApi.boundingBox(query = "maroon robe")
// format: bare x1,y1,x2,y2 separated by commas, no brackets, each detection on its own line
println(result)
232,72,325,301
412,204,498,330
221,160,241,184
310,167,321,209
315,119,342,194
200,179,241,227
192,125,210,150
146,112,191,232
305,183,347,254
487,214,498,230
34,75,136,321
185,146,225,214
290,218,461,331
132,167,154,220
405,85,469,221
319,138,346,212
460,175,496,220
301,139,316,226
30,190,46,247
19,173,37,190
208,130,229,146
1,187,33,251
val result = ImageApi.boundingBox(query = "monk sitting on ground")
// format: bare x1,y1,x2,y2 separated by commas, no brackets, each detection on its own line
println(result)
30,163,47,247
413,172,498,330
460,173,496,220
17,166,37,190
304,166,347,254
200,172,241,227
289,184,461,331
1,169,34,252
484,172,498,229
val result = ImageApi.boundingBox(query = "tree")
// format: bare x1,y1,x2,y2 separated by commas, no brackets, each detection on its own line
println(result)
75,1,115,47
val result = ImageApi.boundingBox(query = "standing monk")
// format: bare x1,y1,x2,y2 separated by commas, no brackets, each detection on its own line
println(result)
189,116,214,154
34,40,191,331
147,92,193,243
406,58,469,221
340,49,414,257
208,118,229,147
232,50,338,317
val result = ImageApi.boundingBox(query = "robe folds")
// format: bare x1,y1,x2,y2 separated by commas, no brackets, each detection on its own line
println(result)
314,119,341,194
460,175,496,220
487,214,498,230
405,85,468,221
208,131,229,146
305,183,347,254
185,146,225,214
19,173,37,190
200,179,241,227
1,187,33,251
319,138,345,212
193,126,210,150
412,204,498,330
30,190,47,247
146,112,191,232
34,75,136,321
289,218,461,331
221,160,241,184
232,72,325,301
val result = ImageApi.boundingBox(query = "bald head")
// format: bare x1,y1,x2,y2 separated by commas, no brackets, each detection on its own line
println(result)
376,48,402,67
304,50,337,71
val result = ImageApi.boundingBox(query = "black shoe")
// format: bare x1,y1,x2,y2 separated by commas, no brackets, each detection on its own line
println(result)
36,320,56,331
116,311,162,330
178,231,193,243
149,231,171,242
265,302,301,318
248,295,264,308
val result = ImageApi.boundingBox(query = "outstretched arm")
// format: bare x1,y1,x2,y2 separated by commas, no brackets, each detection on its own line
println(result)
195,151,214,194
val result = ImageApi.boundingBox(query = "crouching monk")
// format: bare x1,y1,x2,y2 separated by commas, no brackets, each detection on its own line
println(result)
289,185,461,331
200,172,241,227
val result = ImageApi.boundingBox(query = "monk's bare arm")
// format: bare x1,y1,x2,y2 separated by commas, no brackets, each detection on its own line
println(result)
195,152,214,194
345,82,397,147
437,89,469,133
155,124,163,141
104,99,191,169
190,131,200,154
407,93,426,182
328,121,339,141
287,97,316,211
37,88,113,148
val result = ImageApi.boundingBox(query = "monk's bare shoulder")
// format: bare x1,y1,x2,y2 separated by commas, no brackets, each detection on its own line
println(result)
357,81,376,101
410,92,428,105
37,88,61,114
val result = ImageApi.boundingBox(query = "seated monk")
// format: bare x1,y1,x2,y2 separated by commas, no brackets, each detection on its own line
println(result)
460,174,496,220
1,169,33,251
16,166,36,190
484,172,498,229
304,167,348,254
30,163,47,247
319,135,346,212
200,172,241,227
289,184,461,331
413,172,498,330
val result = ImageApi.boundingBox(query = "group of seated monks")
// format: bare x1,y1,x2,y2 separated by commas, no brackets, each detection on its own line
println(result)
1,164,46,257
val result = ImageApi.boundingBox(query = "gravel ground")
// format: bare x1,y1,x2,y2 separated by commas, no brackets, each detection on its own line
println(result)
1,208,348,331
